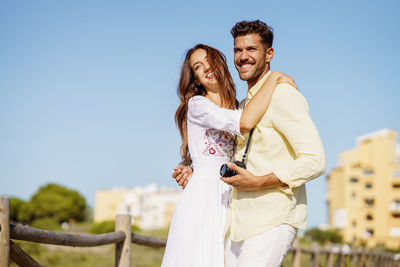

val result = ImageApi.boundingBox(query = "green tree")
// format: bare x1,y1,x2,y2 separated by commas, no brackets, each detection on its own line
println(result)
9,197,26,222
304,228,343,244
18,183,87,228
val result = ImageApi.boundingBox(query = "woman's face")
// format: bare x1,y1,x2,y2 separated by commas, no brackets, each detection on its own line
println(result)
189,48,220,91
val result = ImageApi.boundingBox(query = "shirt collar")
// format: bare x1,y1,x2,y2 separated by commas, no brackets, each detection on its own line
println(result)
246,70,272,100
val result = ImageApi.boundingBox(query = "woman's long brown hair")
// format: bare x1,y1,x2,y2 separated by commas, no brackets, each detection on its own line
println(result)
175,44,237,166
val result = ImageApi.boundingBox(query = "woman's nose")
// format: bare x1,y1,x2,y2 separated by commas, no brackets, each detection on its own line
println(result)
204,61,211,71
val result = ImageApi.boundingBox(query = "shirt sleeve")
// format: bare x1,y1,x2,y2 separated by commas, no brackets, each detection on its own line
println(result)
188,96,242,136
269,84,326,195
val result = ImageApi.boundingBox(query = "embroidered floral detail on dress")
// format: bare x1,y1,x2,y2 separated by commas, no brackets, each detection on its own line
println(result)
202,129,235,158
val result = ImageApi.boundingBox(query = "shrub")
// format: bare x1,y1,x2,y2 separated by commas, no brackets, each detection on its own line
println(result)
304,228,343,244
89,220,140,234
31,217,61,231
89,220,115,234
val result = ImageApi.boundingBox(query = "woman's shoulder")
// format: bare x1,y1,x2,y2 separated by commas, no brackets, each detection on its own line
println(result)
188,95,213,109
189,95,208,103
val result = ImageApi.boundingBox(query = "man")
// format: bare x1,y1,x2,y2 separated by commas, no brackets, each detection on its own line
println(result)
173,20,326,267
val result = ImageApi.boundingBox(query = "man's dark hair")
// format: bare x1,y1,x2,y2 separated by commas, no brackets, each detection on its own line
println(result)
231,20,274,49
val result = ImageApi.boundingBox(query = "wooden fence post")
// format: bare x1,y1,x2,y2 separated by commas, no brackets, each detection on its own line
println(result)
292,239,302,267
115,214,132,267
358,248,366,267
0,197,10,267
310,242,320,267
337,249,345,267
325,243,335,267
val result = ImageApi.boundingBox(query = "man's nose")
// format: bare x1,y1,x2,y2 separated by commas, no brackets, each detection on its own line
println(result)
239,51,249,61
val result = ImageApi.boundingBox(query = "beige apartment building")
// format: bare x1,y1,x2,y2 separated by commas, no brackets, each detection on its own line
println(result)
327,129,400,249
94,184,181,230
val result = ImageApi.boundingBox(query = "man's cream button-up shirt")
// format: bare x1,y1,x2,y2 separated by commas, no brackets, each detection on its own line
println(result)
225,71,326,242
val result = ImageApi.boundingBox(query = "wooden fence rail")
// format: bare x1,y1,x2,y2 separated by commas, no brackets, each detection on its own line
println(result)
1,196,399,267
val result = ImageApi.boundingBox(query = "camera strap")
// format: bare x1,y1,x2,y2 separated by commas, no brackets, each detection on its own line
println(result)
231,99,254,165
231,128,254,165
241,128,254,164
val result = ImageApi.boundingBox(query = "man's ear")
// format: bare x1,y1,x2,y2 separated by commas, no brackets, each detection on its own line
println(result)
266,47,274,63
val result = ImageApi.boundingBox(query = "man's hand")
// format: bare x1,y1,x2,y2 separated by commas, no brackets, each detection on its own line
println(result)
220,162,261,191
172,165,193,189
220,162,287,191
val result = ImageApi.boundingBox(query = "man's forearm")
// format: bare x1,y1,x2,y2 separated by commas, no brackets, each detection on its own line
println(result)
256,172,288,189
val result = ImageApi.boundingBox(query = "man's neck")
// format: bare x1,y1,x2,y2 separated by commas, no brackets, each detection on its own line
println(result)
247,67,270,90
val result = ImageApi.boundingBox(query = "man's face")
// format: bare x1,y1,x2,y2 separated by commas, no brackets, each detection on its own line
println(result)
234,33,273,87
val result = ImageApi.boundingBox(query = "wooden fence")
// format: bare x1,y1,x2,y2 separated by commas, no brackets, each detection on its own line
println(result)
1,196,399,267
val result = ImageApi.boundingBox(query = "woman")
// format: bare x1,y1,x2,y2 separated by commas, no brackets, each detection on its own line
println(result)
161,44,295,267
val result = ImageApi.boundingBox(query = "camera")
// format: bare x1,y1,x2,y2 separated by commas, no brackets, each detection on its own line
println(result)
220,161,246,177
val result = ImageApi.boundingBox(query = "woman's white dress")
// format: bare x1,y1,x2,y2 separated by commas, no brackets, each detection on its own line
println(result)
161,96,243,267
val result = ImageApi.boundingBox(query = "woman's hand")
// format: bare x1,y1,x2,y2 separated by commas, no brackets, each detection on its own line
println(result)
172,165,193,189
270,72,298,90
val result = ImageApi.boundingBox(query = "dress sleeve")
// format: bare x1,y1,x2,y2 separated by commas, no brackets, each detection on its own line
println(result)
187,96,242,136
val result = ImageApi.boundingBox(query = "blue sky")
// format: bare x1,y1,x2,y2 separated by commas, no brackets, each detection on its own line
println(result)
1,0,399,228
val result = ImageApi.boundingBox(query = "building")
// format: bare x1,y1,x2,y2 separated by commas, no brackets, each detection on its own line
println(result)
94,184,181,230
327,129,400,249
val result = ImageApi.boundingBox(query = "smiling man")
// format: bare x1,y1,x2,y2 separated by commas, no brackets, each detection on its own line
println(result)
221,20,326,267
172,20,326,267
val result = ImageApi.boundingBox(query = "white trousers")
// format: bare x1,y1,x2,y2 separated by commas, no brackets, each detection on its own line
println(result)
224,224,296,267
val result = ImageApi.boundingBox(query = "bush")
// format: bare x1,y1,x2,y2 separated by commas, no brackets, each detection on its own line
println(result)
18,183,87,224
31,217,61,231
304,228,343,244
89,220,140,234
89,221,115,234
9,197,26,222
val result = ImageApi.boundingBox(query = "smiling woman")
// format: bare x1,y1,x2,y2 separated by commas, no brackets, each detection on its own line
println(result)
161,43,294,267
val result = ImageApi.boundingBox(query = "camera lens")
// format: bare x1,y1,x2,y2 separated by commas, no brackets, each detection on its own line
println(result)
220,164,227,177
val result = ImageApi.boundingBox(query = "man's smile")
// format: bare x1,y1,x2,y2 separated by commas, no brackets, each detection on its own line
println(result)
237,61,255,72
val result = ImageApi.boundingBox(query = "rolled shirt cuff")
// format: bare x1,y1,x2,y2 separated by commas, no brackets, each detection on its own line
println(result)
272,168,294,196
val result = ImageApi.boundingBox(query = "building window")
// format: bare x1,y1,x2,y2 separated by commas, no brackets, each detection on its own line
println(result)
365,198,374,207
363,229,374,239
363,169,374,175
390,200,400,212
351,192,356,198
392,214,400,218
352,163,361,168
390,227,400,237
393,184,400,189
394,169,400,178
365,183,373,189
350,177,359,183
333,208,347,229
366,214,373,221
352,220,357,227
